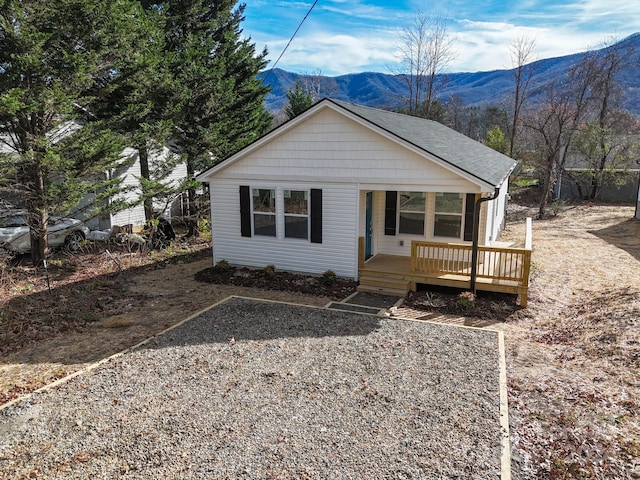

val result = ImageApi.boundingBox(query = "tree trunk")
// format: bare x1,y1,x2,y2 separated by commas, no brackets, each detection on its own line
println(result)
185,157,199,237
26,161,48,266
588,171,602,200
138,144,154,222
538,160,553,218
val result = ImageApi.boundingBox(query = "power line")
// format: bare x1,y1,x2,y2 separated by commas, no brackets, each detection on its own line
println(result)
262,0,319,83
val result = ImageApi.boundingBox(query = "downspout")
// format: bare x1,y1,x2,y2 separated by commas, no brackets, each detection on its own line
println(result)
470,188,500,294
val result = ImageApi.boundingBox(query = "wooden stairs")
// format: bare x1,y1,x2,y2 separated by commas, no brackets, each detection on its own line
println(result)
357,270,411,297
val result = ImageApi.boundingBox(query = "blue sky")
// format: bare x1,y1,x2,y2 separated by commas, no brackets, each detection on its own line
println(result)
241,0,640,76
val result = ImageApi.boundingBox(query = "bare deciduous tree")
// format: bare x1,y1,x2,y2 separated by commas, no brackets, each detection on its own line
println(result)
522,78,583,217
584,37,636,198
509,35,536,158
395,11,457,119
522,36,635,216
301,68,339,101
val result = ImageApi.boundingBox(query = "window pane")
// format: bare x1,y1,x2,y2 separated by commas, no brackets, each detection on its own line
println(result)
253,214,276,236
285,216,308,239
399,212,425,235
399,191,426,212
284,190,308,214
434,214,461,238
398,192,425,234
435,192,463,213
252,189,275,213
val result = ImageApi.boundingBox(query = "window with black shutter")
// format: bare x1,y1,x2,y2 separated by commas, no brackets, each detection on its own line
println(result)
463,193,476,242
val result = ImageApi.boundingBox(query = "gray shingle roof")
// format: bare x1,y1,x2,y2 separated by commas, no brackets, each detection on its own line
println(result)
329,99,517,188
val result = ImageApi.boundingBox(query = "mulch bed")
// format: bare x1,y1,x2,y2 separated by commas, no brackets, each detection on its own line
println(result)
194,265,357,300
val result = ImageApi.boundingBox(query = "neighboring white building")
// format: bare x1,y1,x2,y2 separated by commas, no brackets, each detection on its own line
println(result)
196,99,518,282
0,129,187,231
84,145,187,231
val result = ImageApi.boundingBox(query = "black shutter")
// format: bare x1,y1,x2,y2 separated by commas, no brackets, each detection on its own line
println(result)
310,188,322,243
463,193,476,242
239,185,251,237
384,191,397,235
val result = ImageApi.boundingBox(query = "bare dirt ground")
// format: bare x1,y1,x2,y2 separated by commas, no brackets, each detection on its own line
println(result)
500,203,640,479
1,202,639,479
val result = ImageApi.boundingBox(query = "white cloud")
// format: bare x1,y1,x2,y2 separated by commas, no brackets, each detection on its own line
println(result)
246,0,639,76
450,18,634,72
265,31,401,76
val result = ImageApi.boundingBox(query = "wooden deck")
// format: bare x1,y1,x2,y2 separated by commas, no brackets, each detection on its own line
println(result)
358,219,532,306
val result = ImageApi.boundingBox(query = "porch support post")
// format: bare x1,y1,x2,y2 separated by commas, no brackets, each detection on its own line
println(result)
470,188,500,294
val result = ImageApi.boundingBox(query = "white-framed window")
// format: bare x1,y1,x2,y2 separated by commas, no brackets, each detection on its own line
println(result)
398,191,426,235
434,192,464,238
241,186,321,242
284,189,309,239
252,188,276,236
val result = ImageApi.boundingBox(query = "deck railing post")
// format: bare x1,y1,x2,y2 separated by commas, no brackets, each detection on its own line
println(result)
410,241,417,272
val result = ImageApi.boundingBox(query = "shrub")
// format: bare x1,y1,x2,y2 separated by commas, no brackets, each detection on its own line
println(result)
198,217,211,237
215,259,232,272
321,269,337,286
263,264,276,278
550,198,566,217
456,291,476,310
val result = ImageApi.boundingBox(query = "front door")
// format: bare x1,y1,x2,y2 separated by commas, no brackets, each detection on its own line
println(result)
365,191,373,259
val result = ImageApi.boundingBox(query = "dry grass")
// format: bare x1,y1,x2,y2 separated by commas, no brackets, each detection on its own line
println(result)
501,203,640,479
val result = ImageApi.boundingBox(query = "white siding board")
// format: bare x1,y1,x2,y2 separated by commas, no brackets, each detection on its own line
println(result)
210,179,359,279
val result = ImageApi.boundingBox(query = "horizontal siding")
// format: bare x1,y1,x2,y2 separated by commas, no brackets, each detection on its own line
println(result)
111,204,146,228
111,147,187,229
110,149,145,228
484,182,509,245
216,109,475,189
210,179,359,279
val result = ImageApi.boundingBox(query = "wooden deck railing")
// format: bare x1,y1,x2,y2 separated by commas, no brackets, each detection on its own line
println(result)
359,218,532,305
411,217,533,287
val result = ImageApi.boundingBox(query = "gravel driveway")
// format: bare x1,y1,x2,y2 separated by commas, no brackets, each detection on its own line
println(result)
0,297,507,479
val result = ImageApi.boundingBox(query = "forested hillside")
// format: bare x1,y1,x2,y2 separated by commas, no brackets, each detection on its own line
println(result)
261,33,640,115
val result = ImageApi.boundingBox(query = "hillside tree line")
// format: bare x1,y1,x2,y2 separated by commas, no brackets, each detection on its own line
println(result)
395,11,638,217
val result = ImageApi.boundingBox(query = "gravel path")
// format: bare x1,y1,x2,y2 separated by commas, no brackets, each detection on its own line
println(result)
0,297,505,479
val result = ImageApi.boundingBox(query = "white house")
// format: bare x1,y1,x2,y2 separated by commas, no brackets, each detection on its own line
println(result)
197,99,531,302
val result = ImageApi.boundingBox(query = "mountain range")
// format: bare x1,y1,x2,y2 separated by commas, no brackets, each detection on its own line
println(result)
260,33,640,116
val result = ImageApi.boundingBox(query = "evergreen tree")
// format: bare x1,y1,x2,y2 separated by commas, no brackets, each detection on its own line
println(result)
91,5,185,223
157,0,272,219
485,127,509,155
285,79,314,119
0,0,142,264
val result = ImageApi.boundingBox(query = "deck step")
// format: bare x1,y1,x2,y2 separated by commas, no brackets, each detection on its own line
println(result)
357,273,411,296
357,284,410,296
357,275,407,288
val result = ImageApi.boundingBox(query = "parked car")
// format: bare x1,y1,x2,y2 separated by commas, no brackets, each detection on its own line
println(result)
0,210,90,254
